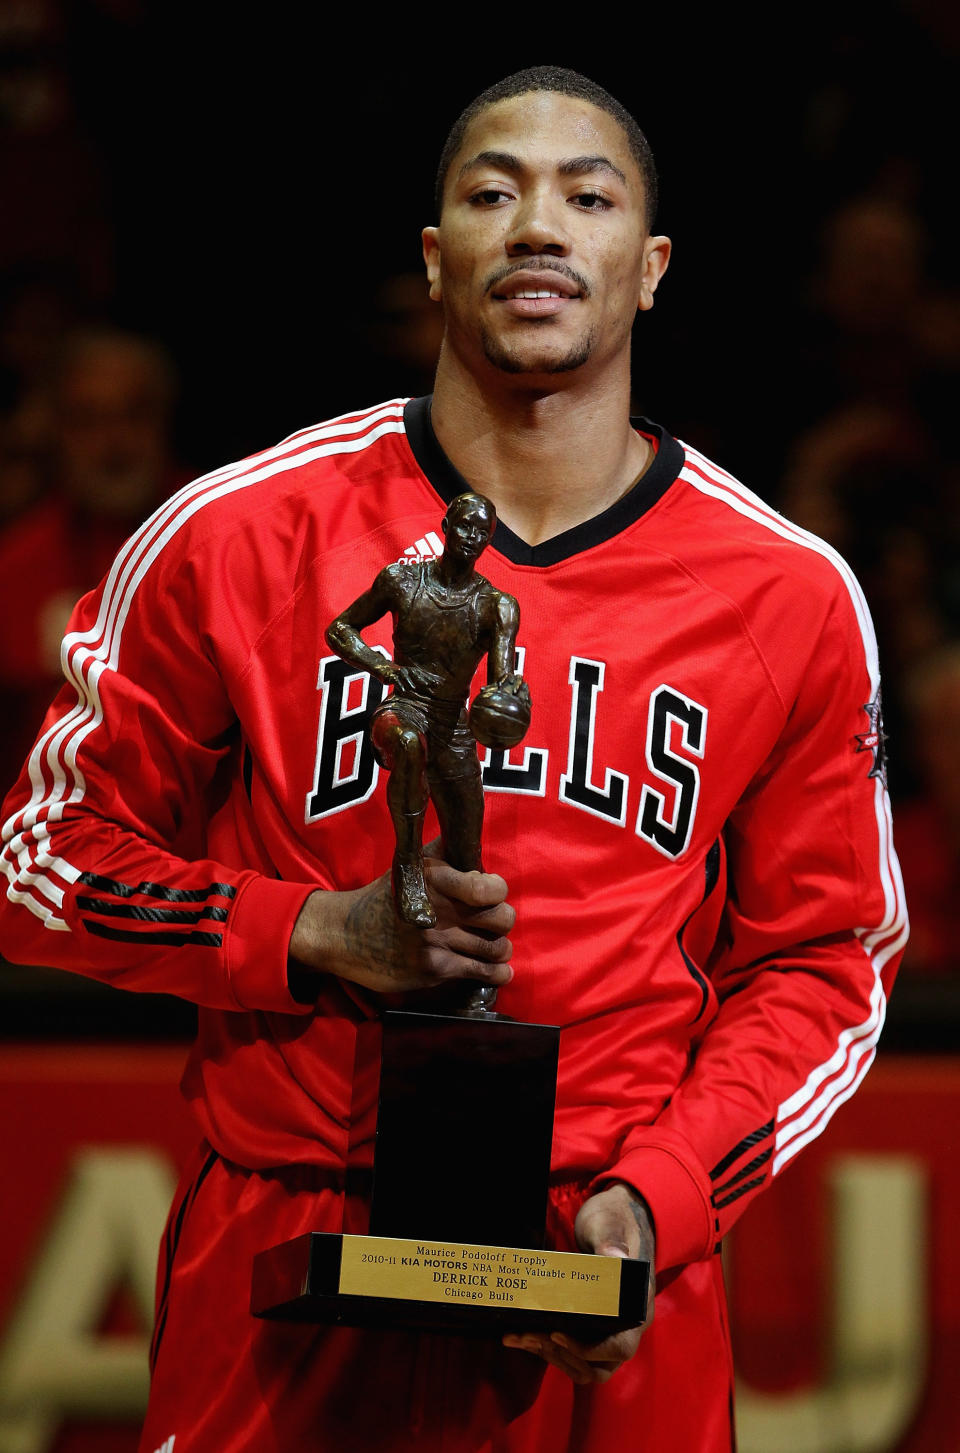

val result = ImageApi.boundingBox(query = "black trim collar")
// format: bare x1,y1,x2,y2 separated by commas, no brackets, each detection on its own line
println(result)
403,395,684,567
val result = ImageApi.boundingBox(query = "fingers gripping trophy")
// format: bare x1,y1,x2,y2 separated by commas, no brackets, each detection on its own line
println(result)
325,491,531,1013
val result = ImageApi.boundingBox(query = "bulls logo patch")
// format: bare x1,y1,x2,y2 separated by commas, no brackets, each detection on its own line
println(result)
856,690,888,786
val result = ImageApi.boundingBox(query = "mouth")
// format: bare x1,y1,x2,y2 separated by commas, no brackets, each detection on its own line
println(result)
489,266,585,319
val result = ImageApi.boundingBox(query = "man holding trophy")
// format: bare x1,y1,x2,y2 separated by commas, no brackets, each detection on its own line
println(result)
0,66,905,1453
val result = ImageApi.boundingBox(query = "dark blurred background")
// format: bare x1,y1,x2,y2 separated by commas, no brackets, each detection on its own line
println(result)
1,0,958,1043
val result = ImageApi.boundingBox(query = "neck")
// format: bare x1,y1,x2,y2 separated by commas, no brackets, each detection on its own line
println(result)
429,346,649,547
435,554,476,589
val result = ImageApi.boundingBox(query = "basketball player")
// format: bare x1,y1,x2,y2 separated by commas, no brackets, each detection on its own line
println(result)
0,67,906,1452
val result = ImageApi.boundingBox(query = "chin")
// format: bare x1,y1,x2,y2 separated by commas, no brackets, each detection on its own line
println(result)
480,326,596,377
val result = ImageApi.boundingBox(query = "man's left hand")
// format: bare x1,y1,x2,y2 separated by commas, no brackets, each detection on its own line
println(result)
502,1182,655,1385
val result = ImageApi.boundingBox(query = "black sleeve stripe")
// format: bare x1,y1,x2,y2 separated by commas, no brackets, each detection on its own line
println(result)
78,871,237,903
77,897,229,925
81,920,223,948
714,1174,767,1211
709,1119,774,1181
711,1147,773,1200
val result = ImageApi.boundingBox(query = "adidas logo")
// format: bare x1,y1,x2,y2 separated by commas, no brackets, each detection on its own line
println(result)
153,1437,176,1453
399,530,443,563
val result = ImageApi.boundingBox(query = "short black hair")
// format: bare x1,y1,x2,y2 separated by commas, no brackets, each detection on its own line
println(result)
435,66,658,228
444,491,497,529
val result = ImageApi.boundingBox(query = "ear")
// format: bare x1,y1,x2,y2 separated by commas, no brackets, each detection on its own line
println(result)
441,513,449,535
637,235,672,313
422,227,442,302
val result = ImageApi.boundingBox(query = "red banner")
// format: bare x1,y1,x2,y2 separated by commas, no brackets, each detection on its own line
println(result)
0,1047,956,1452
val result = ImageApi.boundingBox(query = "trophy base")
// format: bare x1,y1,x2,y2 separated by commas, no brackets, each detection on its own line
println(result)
251,1231,649,1339
350,1009,560,1249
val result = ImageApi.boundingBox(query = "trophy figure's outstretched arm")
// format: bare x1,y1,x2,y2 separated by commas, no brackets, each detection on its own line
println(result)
325,570,397,684
327,568,442,698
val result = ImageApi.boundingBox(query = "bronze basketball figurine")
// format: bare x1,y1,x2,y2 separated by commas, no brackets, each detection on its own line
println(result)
325,492,531,1010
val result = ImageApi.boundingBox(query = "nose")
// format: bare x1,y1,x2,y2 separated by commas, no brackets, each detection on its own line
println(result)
505,186,569,257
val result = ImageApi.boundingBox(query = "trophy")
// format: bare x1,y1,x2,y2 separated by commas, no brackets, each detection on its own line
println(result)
251,493,648,1338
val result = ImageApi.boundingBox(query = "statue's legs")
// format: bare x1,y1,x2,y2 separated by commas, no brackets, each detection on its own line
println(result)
371,710,435,928
429,768,484,875
429,745,498,1015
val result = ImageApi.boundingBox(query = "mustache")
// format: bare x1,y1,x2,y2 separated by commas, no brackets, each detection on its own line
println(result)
483,258,590,297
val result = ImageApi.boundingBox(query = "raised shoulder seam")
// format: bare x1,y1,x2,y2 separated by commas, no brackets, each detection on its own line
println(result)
640,539,791,718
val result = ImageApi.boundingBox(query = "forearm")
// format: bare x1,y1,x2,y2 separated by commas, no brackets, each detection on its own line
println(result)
600,927,902,1273
1,802,319,1015
488,593,520,681
487,641,514,683
324,619,393,681
287,882,370,989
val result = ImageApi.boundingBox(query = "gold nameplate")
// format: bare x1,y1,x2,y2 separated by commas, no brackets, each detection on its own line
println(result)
338,1234,621,1316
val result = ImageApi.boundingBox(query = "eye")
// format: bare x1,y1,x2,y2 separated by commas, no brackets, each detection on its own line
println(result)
571,191,613,211
468,188,514,206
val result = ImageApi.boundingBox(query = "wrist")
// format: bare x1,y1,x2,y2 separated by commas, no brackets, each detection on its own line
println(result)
596,1180,656,1240
287,891,325,1003
288,887,354,988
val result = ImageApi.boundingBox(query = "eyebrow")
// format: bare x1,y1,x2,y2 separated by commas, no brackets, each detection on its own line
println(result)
457,150,627,186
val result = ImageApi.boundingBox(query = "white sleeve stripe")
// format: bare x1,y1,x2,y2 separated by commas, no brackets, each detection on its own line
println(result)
1,405,408,928
773,1046,878,1176
11,400,407,830
776,977,885,1144
6,413,406,860
777,950,883,1124
155,399,407,498
679,456,880,690
252,398,407,452
874,784,908,943
855,777,906,953
5,842,65,906
682,447,881,692
57,400,407,671
678,444,907,1163
0,860,70,925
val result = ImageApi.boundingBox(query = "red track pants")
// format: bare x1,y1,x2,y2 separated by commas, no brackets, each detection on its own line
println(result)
139,1141,735,1452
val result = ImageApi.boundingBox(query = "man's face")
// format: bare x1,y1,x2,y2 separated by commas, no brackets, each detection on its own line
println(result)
423,92,669,383
443,498,496,562
57,344,170,516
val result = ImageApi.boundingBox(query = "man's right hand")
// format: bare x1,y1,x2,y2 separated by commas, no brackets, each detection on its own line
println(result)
288,856,515,999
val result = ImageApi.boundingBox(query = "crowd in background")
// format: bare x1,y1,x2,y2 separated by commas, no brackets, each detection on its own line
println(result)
1,1,957,1023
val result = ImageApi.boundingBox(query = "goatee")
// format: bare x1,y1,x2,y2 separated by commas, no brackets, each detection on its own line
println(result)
479,326,596,375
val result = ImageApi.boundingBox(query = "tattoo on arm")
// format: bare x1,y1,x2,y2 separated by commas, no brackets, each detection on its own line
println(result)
342,880,406,982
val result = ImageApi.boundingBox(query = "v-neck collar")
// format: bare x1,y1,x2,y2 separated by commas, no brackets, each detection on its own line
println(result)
403,395,684,567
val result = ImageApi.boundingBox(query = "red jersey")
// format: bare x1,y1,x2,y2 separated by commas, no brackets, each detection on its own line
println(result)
0,396,907,1273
